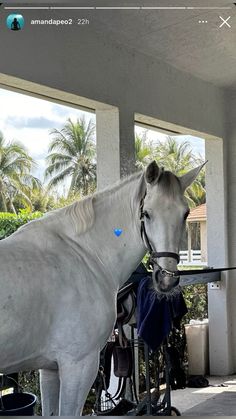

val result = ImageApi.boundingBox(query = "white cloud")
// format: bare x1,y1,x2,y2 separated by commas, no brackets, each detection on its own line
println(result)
0,88,95,176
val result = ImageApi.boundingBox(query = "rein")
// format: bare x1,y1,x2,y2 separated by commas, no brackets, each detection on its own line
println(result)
178,266,236,276
139,194,180,278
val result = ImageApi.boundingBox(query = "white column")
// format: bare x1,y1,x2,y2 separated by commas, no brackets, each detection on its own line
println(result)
96,106,135,190
119,107,136,178
206,138,233,374
200,221,207,263
96,107,120,190
225,92,236,373
187,223,192,263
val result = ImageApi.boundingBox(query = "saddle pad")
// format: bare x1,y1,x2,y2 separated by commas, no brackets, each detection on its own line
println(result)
137,276,187,351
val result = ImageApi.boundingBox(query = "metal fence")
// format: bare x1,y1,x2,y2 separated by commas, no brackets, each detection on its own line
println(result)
179,250,206,266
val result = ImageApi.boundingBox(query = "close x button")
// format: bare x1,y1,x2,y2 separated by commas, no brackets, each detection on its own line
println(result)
219,16,231,28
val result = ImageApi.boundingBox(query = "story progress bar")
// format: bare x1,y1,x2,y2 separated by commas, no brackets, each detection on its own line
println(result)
4,6,233,10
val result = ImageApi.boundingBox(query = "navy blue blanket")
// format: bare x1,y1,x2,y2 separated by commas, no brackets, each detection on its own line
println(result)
137,276,187,351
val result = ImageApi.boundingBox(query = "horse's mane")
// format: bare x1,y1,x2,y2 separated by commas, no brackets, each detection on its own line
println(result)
34,169,180,236
42,171,143,235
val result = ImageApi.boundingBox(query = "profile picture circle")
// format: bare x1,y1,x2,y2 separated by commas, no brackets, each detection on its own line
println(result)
6,13,25,30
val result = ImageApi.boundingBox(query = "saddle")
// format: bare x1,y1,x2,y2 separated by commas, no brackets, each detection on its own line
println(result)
116,262,148,332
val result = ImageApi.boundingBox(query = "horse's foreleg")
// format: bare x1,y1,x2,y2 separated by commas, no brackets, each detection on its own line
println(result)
58,350,99,416
40,368,60,416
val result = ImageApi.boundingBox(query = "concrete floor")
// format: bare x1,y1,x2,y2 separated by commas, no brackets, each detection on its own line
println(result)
171,375,236,416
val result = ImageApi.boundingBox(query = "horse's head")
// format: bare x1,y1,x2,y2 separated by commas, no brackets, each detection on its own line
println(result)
142,161,205,293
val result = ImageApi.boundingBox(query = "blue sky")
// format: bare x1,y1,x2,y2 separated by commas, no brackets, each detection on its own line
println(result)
0,88,205,188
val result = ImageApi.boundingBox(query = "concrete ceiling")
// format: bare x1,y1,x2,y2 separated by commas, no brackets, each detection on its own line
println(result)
89,0,236,88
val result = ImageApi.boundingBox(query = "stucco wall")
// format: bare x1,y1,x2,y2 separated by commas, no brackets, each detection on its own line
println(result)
225,89,236,369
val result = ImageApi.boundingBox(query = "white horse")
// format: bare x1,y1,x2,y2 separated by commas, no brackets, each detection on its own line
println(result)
0,161,204,415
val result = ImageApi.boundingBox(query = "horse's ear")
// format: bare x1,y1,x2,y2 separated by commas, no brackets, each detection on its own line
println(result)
145,161,162,185
179,161,207,191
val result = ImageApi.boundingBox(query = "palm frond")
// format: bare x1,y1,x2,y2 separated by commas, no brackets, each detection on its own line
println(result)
47,166,73,189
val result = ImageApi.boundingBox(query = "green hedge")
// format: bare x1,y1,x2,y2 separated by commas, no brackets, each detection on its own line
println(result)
0,210,43,240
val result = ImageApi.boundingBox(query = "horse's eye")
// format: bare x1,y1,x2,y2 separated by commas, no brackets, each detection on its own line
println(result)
184,210,190,220
144,211,150,220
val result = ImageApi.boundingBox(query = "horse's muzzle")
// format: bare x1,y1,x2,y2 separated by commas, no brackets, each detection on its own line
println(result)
154,270,180,293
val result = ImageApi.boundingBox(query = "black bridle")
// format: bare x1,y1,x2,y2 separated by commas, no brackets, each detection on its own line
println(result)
139,195,180,278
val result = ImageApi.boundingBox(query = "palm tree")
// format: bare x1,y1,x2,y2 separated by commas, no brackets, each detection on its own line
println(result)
0,133,40,213
155,137,195,175
135,131,155,169
187,166,206,207
30,186,55,213
45,117,96,196
154,137,206,207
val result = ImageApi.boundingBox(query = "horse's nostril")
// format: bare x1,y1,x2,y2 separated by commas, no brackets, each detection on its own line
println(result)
154,270,180,290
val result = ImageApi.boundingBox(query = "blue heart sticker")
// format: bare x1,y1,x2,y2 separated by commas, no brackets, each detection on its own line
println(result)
114,228,123,237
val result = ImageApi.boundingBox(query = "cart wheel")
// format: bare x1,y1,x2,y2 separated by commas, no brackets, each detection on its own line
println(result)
170,406,181,416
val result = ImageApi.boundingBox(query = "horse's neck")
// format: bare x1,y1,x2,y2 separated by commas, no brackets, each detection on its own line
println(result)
85,174,146,289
